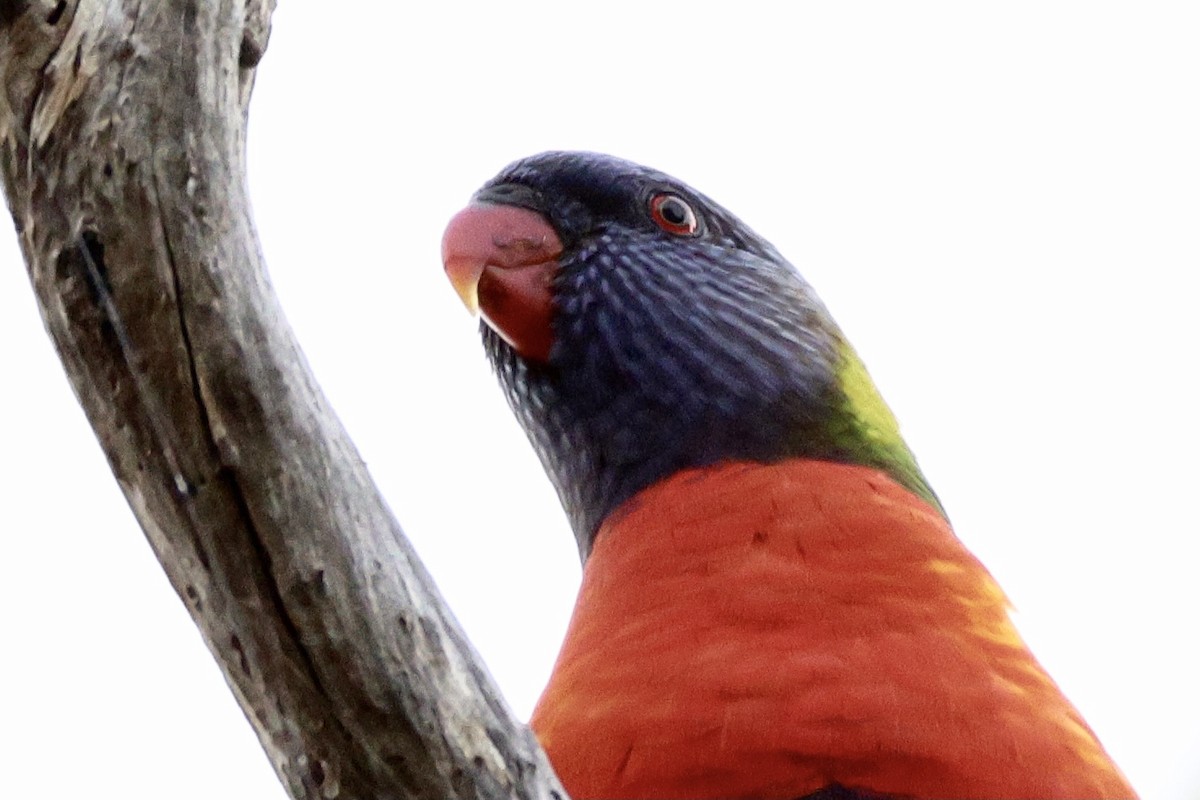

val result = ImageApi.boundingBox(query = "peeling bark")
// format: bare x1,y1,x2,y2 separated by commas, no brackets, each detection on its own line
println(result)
0,2,565,798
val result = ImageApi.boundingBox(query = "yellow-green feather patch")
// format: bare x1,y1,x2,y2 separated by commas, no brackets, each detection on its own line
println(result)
833,342,945,516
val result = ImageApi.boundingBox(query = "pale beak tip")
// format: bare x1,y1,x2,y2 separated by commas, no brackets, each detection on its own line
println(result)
444,257,483,316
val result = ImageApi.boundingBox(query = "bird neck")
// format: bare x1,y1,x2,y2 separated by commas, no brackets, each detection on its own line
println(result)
530,459,1132,800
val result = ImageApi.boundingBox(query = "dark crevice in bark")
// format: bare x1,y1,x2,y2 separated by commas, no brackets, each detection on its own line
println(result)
0,1,30,27
152,175,212,472
214,461,361,796
78,229,109,299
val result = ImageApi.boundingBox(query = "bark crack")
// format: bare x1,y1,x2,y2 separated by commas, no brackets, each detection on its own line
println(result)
112,0,141,121
149,176,201,491
151,159,367,794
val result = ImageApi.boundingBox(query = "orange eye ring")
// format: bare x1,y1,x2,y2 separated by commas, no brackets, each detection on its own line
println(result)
649,193,700,236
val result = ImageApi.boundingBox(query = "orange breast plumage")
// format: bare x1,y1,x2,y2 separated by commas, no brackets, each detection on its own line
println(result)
531,460,1134,800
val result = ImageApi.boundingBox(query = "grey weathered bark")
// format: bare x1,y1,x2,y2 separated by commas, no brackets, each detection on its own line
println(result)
0,2,566,799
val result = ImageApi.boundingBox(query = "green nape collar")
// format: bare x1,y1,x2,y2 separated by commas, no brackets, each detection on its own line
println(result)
833,342,946,518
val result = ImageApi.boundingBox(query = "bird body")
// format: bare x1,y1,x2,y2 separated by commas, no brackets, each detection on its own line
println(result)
532,460,1128,799
441,152,1135,799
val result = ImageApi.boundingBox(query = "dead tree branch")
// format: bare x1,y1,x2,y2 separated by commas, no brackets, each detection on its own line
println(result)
0,2,565,798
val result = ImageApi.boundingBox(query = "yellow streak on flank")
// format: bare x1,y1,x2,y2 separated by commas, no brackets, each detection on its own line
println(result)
925,558,1026,649
926,558,967,577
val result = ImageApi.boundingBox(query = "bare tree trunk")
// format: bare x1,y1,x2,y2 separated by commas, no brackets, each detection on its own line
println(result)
0,2,565,798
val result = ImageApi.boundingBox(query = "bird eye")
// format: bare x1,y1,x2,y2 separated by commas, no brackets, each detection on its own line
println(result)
649,193,700,236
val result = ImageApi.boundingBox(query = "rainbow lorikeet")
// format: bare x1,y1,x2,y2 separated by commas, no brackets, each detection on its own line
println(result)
441,152,1134,800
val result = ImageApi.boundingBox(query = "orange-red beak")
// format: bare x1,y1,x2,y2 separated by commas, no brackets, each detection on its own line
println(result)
442,202,563,363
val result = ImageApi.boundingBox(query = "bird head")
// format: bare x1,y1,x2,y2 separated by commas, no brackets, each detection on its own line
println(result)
443,152,940,560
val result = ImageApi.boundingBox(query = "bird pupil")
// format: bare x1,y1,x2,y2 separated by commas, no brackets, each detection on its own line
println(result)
662,198,687,225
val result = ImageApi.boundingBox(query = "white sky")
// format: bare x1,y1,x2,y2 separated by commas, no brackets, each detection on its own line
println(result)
2,3,1197,798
